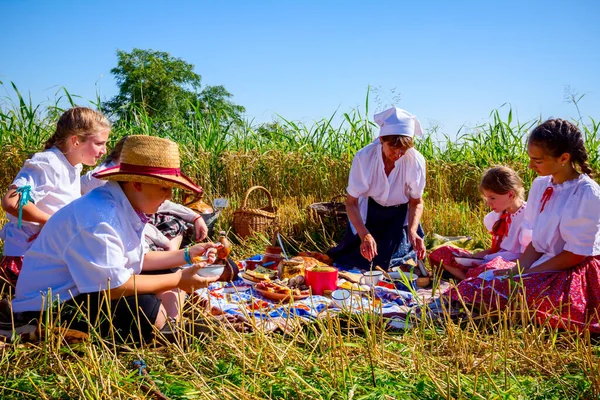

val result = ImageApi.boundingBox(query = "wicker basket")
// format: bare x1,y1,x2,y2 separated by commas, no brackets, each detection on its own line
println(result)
308,194,348,227
232,186,277,238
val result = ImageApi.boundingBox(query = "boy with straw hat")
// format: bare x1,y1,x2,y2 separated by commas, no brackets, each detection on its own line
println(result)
9,135,218,342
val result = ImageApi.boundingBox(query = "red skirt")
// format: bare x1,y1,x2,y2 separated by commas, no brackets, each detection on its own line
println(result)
446,256,600,333
0,256,23,287
429,245,476,272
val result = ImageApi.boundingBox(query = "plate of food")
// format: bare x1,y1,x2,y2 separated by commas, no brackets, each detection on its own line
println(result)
254,281,310,302
454,257,485,267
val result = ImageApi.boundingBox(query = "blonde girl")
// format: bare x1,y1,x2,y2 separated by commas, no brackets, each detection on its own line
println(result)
1,107,110,286
429,166,531,280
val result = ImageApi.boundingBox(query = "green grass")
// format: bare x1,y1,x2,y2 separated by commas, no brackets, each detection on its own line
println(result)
1,82,600,399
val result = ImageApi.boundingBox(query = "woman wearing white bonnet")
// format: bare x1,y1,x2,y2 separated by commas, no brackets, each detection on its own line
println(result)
327,107,427,270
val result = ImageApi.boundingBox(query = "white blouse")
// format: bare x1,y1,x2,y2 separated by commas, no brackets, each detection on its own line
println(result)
482,202,531,261
522,174,600,269
346,144,426,232
13,182,147,312
0,147,82,256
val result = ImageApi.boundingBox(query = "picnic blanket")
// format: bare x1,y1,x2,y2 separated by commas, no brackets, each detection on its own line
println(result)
195,259,449,332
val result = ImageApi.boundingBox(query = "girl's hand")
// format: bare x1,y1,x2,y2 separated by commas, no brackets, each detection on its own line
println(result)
408,230,426,260
177,265,219,292
360,234,377,261
193,216,208,241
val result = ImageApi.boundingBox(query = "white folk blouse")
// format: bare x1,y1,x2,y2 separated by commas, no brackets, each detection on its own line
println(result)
482,202,531,261
346,143,426,233
522,174,600,269
0,147,82,256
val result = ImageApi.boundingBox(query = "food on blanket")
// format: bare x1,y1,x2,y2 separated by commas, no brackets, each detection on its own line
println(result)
337,281,371,292
296,256,328,269
298,251,333,266
278,257,305,280
245,266,278,281
256,280,310,297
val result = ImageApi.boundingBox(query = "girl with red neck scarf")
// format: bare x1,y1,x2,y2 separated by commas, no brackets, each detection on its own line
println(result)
448,119,600,334
429,166,530,280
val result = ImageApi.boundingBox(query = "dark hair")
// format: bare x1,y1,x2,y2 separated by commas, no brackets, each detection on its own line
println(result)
528,118,593,176
44,107,111,151
480,166,525,200
380,135,413,149
103,136,128,165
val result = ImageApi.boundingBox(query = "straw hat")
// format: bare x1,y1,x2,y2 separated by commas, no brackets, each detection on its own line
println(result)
374,107,423,138
93,135,203,195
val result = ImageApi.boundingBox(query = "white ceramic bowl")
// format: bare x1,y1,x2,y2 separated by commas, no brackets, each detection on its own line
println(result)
197,264,225,278
454,257,484,267
360,270,383,286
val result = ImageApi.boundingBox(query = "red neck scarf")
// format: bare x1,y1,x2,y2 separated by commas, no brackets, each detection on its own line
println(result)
540,186,554,213
490,211,511,253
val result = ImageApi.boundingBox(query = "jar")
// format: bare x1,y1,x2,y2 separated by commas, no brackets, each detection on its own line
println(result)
261,246,283,270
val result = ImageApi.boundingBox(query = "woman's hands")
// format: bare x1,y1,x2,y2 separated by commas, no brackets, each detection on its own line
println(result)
408,230,426,260
360,233,377,261
193,216,208,241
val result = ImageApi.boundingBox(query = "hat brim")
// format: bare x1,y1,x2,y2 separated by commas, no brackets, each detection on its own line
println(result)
93,166,202,195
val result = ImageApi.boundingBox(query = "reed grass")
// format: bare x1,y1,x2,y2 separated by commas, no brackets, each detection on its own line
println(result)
1,82,599,398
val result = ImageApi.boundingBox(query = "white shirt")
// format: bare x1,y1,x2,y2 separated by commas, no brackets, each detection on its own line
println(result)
346,143,426,232
12,182,147,312
522,174,600,269
0,147,83,256
482,202,531,261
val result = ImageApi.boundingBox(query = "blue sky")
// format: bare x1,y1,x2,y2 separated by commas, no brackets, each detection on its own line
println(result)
2,0,599,138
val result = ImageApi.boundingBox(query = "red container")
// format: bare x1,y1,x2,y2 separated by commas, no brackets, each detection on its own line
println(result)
305,267,338,295
245,260,261,271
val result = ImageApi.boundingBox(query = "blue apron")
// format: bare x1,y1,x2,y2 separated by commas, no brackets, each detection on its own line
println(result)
327,197,411,270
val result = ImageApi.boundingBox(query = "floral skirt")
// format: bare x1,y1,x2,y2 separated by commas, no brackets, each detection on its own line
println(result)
446,256,600,333
0,256,23,287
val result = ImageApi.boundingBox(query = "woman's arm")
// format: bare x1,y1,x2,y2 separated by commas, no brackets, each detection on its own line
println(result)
346,194,377,261
526,250,586,273
2,186,51,225
407,197,426,259
495,242,542,275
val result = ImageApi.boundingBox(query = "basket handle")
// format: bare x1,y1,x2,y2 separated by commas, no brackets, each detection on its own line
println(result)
330,194,347,203
241,186,274,209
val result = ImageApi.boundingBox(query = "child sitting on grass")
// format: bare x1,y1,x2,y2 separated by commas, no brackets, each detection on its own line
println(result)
9,135,219,343
429,166,531,280
1,107,111,287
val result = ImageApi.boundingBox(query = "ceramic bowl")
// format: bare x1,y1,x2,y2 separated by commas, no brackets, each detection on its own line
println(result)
197,264,225,278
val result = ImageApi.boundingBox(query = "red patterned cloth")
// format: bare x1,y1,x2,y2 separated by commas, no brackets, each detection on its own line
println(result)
429,245,476,272
0,256,24,287
446,256,600,333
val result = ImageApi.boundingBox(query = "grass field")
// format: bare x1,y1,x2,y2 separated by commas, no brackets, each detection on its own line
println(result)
1,83,599,399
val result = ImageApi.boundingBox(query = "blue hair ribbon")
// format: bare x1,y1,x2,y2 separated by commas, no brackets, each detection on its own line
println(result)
15,185,33,228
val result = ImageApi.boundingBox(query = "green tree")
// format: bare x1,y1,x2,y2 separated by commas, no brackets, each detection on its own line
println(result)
104,48,244,123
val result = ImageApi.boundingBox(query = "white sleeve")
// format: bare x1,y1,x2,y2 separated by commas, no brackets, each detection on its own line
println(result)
157,200,199,222
560,184,600,256
80,168,107,194
483,211,500,232
517,206,533,252
12,158,56,203
346,152,370,199
63,222,133,293
405,150,426,199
